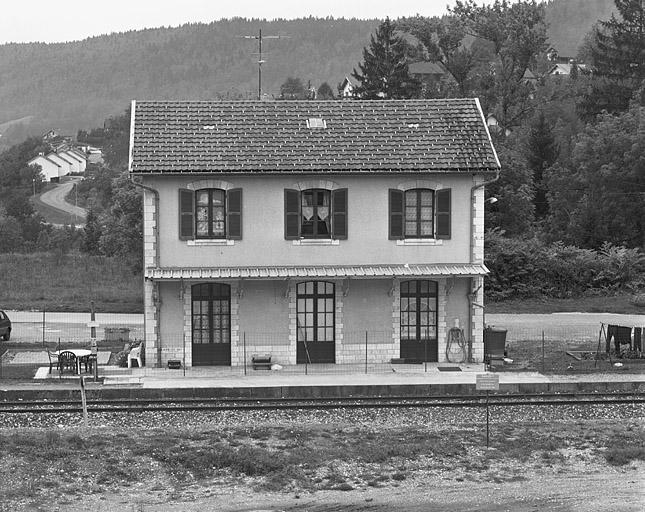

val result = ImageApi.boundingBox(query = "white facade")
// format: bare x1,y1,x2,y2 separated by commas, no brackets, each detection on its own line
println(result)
59,150,86,174
46,153,72,177
28,155,62,182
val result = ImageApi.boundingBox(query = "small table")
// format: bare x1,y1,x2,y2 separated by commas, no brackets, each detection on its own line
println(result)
55,349,92,374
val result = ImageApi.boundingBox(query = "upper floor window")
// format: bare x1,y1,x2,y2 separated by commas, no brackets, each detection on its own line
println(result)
196,189,225,238
284,188,347,240
178,188,242,240
404,189,434,238
389,188,451,240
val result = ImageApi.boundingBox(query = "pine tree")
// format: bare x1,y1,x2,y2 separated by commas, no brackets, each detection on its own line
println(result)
352,18,421,99
82,207,102,255
524,113,559,219
579,0,644,120
592,0,645,82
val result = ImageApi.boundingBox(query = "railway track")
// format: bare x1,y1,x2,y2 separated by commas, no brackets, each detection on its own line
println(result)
1,392,643,414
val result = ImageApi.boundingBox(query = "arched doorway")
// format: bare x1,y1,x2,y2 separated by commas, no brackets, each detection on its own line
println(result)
191,283,231,365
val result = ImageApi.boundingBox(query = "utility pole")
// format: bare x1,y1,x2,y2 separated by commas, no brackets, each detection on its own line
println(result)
239,29,288,100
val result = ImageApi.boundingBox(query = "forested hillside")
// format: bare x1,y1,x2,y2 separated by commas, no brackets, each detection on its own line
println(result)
0,18,378,148
0,1,615,149
545,0,615,56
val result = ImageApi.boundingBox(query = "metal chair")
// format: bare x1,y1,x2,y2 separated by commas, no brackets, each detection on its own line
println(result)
57,351,77,378
46,351,59,374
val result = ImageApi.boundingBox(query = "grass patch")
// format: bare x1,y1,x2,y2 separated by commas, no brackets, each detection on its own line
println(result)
0,252,142,312
1,420,643,509
486,293,641,314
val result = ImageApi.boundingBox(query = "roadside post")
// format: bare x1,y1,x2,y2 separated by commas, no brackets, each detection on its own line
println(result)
87,301,100,382
476,373,500,448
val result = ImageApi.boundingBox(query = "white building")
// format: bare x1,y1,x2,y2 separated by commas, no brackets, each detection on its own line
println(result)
28,154,63,182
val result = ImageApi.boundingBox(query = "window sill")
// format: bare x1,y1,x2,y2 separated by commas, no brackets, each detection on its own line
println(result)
396,239,443,246
292,239,340,246
187,239,235,246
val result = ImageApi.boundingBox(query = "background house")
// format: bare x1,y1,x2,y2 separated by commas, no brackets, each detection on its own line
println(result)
129,99,500,368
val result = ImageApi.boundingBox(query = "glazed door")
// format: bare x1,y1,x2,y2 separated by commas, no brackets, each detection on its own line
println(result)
192,283,231,366
296,281,335,363
400,280,438,362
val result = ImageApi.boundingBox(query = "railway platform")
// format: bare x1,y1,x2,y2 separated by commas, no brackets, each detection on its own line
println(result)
1,362,644,401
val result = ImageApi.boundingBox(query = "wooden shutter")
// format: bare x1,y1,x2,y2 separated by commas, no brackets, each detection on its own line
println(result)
226,188,242,240
178,188,194,240
436,188,451,239
388,189,404,240
331,188,348,240
284,189,300,240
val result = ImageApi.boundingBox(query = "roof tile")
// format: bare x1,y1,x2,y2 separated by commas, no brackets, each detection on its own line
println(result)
130,99,499,174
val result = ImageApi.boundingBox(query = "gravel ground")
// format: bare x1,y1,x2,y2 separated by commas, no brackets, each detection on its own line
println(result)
1,402,642,430
1,404,643,512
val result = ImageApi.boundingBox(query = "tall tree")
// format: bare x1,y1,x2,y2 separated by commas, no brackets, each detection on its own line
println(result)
279,77,307,100
317,82,335,100
593,0,645,82
524,113,559,219
352,18,421,99
399,16,478,96
579,0,645,120
546,104,645,248
452,0,548,132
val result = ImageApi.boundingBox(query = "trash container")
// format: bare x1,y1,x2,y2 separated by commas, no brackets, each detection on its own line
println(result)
484,327,507,362
104,327,130,342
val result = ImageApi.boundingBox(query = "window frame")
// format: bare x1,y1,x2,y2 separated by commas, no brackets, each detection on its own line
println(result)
400,280,438,342
195,188,226,240
191,283,231,345
389,188,451,240
300,188,332,239
404,188,435,239
296,281,335,344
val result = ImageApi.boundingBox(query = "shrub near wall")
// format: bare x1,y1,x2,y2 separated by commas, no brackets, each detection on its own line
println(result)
485,231,645,301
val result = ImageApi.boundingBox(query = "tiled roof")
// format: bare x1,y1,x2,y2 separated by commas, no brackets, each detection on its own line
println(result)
409,61,448,76
130,99,499,174
145,263,488,280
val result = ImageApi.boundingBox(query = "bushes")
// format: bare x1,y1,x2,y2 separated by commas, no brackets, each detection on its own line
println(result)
485,231,645,301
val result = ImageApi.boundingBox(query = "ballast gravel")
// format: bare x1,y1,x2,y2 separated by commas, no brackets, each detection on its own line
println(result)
0,402,642,430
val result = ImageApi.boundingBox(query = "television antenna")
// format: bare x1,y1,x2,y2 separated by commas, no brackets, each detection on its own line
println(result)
239,29,289,100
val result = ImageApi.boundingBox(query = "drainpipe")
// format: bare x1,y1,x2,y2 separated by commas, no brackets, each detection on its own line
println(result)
130,175,163,368
467,172,500,362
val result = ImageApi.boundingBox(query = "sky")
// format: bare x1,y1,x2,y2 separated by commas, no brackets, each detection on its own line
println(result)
0,0,463,44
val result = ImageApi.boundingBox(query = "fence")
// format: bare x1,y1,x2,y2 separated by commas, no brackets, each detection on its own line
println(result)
0,310,143,379
1,321,643,380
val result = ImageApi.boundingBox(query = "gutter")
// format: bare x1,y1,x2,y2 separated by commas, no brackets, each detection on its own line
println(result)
129,100,162,368
466,98,502,361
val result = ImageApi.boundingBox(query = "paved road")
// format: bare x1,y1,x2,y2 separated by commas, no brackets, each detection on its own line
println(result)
39,177,87,222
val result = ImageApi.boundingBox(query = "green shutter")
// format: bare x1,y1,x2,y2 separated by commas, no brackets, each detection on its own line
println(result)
388,189,404,240
436,188,451,239
284,189,300,239
178,188,194,240
331,188,348,240
226,188,242,240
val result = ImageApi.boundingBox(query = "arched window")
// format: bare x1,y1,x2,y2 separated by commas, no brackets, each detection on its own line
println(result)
301,189,331,238
196,189,226,238
404,188,434,238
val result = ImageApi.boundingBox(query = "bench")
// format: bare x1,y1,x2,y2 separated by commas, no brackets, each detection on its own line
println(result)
252,354,272,370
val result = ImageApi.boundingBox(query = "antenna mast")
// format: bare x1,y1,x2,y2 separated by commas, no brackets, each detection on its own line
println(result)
239,29,288,100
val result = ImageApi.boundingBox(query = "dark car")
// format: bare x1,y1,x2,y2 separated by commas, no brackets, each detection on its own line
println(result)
0,310,11,340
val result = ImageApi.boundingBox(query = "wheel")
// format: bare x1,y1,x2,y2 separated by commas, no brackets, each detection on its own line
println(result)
2,329,10,341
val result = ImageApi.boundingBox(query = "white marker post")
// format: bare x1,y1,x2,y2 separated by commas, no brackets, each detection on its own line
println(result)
87,301,100,382
476,373,500,448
